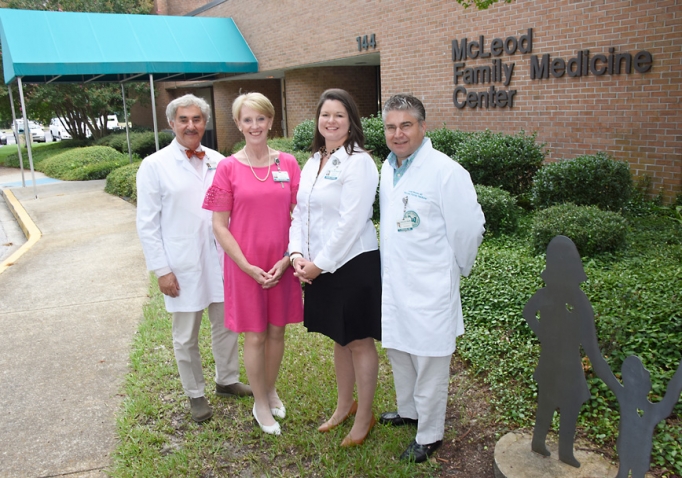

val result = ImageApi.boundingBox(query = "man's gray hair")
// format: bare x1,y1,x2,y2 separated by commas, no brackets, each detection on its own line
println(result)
166,94,211,126
381,94,426,123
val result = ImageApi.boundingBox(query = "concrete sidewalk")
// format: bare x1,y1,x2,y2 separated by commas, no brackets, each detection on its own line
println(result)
0,178,148,477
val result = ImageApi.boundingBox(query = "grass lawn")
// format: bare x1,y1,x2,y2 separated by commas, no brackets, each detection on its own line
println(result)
111,278,501,477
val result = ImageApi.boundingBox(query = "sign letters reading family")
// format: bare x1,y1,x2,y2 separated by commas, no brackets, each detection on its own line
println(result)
451,28,653,110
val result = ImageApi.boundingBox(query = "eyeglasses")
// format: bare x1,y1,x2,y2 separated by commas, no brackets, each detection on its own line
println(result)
384,122,417,134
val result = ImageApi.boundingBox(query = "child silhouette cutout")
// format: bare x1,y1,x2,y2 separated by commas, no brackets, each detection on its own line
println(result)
523,235,611,467
592,355,682,478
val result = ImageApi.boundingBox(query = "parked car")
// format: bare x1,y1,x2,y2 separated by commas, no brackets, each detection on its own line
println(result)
29,122,46,143
0,130,6,145
107,114,121,131
49,118,72,140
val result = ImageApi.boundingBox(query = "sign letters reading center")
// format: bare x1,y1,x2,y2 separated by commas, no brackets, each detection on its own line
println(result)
451,28,653,110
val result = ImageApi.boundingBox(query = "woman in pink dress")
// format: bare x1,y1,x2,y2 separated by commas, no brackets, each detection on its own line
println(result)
203,93,303,436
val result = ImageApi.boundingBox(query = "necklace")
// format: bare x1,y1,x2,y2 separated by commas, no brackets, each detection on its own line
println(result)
244,148,271,182
319,145,342,157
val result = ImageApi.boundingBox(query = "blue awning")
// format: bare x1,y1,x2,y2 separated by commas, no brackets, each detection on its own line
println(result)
0,8,258,84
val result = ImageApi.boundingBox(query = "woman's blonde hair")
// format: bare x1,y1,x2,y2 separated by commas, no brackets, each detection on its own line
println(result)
232,92,275,123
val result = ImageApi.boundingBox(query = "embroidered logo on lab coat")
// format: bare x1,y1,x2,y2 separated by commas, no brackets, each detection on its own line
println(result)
404,210,420,227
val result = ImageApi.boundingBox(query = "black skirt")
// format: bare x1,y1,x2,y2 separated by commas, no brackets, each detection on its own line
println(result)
303,249,382,346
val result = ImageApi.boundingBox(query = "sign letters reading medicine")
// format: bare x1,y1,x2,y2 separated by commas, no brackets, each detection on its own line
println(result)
451,28,653,109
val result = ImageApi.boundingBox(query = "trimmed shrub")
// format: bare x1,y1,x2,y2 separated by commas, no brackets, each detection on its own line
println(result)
0,140,91,168
455,130,546,196
95,132,131,153
292,119,315,152
105,161,142,202
426,126,473,159
40,146,128,181
530,203,627,256
475,185,521,235
531,152,632,211
130,131,173,158
361,114,390,159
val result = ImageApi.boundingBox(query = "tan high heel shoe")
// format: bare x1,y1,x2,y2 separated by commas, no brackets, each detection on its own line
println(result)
317,401,358,433
340,415,377,447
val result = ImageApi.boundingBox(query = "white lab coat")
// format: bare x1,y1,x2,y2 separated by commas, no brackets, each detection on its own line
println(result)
136,138,224,313
379,138,485,356
288,146,378,272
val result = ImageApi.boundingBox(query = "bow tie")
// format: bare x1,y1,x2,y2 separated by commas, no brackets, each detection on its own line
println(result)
185,149,205,160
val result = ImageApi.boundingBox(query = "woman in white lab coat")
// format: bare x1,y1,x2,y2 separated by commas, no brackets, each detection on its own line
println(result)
289,89,381,447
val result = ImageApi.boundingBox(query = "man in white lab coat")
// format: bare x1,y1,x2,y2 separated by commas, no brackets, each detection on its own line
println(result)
136,94,251,423
379,94,485,462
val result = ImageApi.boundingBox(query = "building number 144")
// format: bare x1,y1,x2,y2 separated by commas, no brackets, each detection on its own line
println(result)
357,34,376,51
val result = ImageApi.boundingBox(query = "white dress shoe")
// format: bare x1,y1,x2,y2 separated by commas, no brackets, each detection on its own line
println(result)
270,406,286,419
253,405,281,435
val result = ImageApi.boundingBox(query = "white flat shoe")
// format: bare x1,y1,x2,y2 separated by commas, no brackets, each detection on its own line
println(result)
271,406,286,419
253,405,281,435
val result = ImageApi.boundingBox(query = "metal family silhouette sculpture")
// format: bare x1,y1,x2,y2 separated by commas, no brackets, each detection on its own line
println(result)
523,235,682,476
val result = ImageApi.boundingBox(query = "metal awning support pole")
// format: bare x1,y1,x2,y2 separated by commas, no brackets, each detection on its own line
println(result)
17,78,38,199
280,78,288,138
149,74,159,152
121,83,132,164
7,84,25,187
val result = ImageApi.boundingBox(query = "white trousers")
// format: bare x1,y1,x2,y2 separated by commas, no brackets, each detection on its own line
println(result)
171,302,240,398
386,349,452,445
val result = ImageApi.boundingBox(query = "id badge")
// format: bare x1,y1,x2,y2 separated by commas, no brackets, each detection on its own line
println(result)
324,168,341,180
397,219,414,232
273,171,290,182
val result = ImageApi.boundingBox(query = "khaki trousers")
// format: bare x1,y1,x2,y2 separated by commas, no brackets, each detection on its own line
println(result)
171,302,240,398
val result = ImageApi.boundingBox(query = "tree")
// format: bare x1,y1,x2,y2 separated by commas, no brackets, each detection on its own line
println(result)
0,0,154,138
4,0,153,14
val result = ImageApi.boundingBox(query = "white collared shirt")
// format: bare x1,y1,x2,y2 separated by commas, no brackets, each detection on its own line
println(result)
289,145,379,273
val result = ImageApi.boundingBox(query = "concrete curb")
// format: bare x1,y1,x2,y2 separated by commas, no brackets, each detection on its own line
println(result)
0,188,41,275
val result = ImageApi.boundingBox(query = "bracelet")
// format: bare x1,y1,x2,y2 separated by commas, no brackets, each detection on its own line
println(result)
283,251,290,258
289,252,303,266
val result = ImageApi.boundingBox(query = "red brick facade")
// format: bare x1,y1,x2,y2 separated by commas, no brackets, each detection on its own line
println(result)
149,0,681,200
284,67,380,131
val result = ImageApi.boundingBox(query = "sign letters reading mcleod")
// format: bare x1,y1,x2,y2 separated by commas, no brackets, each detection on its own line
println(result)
451,28,653,109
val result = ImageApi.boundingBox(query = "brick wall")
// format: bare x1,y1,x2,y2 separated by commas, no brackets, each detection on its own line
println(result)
159,0,681,200
130,84,173,130
284,66,379,133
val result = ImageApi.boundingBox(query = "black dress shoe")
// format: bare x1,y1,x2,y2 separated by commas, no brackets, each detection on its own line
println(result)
379,411,418,426
400,439,443,463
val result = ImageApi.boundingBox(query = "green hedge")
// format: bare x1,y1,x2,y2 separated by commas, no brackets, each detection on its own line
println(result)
40,146,128,181
475,185,521,235
95,133,130,152
105,161,142,202
95,131,174,158
531,152,632,211
361,115,390,159
0,140,91,168
292,119,315,152
426,126,473,159
455,130,546,197
130,132,174,158
529,203,627,256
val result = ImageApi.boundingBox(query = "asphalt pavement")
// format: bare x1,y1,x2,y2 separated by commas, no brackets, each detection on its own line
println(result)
0,170,148,477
